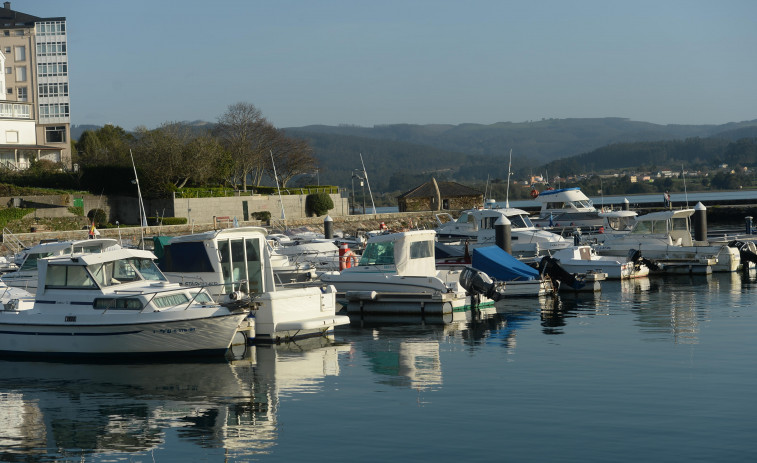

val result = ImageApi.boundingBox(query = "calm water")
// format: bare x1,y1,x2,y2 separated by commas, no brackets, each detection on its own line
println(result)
2,271,757,462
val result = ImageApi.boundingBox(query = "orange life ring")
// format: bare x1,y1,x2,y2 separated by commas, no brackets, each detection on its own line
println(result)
341,251,358,270
530,189,539,198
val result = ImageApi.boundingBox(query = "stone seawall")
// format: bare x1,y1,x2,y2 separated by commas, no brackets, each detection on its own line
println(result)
2,211,441,251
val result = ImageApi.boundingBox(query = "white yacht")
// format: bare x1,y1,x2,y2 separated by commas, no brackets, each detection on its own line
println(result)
0,248,248,357
530,187,605,229
159,227,349,343
435,207,571,257
594,208,740,273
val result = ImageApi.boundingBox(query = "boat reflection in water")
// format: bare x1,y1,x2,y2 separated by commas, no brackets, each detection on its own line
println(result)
0,338,350,461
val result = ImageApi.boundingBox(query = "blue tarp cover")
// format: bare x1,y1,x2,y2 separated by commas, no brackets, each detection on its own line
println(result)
472,246,540,281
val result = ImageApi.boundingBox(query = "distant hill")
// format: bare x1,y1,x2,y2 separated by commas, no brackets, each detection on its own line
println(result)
70,117,757,193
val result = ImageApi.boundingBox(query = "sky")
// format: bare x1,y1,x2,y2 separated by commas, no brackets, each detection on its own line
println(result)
21,0,757,131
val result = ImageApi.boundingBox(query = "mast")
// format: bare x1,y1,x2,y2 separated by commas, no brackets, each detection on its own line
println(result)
271,150,287,228
505,149,512,208
130,150,147,248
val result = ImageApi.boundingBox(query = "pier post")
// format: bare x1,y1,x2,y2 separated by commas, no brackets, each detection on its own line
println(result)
746,216,753,235
693,202,707,242
495,216,512,254
323,215,333,239
622,198,630,211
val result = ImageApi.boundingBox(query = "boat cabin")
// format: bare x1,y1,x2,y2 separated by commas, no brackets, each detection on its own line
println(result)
355,229,437,276
159,227,272,302
626,209,694,246
535,188,596,218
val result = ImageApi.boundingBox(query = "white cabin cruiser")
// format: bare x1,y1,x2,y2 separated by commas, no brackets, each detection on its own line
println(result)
551,245,649,279
1,238,121,293
435,207,571,257
594,209,740,273
530,187,605,229
0,248,248,357
320,230,492,314
159,227,349,343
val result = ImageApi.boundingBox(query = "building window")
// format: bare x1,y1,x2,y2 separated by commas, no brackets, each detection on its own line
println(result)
15,66,26,82
17,87,27,101
14,45,25,61
3,31,8,36
6,88,11,94
37,42,66,56
39,103,69,118
45,126,66,143
14,30,23,36
37,62,67,77
5,67,10,74
4,46,9,53
35,21,66,36
38,82,68,97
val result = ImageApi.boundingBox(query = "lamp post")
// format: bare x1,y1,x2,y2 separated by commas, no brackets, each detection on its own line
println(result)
351,170,365,215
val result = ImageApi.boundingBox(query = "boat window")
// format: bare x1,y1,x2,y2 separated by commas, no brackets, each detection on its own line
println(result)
631,221,653,234
73,244,108,254
19,252,52,271
482,217,497,229
360,241,395,266
219,241,232,289
509,214,531,228
671,217,689,232
129,258,166,281
546,202,565,209
88,262,117,286
245,238,263,294
93,297,143,310
458,212,470,223
231,239,247,291
154,293,190,308
45,264,97,289
652,220,668,234
162,242,215,273
193,291,213,304
410,240,433,259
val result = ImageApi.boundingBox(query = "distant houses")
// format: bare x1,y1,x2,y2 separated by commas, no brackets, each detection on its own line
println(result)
397,178,483,212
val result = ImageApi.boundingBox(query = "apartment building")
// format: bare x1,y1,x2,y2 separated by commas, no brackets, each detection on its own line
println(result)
0,2,70,170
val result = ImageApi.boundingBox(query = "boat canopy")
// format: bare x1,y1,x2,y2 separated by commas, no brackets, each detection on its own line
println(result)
358,230,437,276
471,247,540,281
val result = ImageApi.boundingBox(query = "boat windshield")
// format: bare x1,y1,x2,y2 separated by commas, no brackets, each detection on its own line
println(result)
19,252,54,271
359,241,395,266
458,212,471,223
630,219,668,235
87,258,166,287
508,214,533,228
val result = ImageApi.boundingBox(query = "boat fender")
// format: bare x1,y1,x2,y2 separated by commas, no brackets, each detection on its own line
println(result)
530,189,539,198
229,291,245,300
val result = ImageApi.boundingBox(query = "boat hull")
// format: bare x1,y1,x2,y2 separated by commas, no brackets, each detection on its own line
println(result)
0,310,248,357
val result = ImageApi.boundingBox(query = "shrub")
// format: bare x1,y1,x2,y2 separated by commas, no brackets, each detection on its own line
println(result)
0,207,34,228
87,208,107,226
251,211,271,222
305,193,334,217
162,217,188,225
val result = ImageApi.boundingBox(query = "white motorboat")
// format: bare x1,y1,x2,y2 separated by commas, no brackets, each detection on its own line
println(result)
320,229,494,315
551,245,650,279
1,238,121,293
267,233,341,272
435,207,571,257
594,208,740,273
530,187,605,229
0,248,248,357
159,227,349,343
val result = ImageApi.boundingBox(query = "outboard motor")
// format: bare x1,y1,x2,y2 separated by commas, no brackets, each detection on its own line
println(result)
628,248,661,271
537,255,582,291
459,267,505,302
728,240,757,268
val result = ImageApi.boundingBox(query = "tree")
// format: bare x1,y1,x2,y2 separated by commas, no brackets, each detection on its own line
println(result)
213,102,268,191
269,132,318,187
131,123,228,196
75,124,133,167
